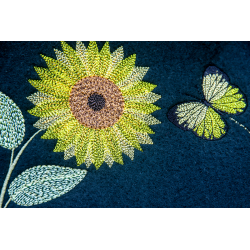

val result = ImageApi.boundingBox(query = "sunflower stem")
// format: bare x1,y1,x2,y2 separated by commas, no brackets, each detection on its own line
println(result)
4,198,11,208
0,129,43,208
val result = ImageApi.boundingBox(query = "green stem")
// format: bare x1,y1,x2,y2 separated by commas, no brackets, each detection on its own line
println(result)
4,198,11,208
0,129,43,208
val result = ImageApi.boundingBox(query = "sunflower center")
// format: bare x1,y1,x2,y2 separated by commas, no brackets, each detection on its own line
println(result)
69,76,125,129
87,93,106,111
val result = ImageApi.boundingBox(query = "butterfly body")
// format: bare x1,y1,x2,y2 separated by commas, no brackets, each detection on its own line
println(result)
167,66,247,140
203,99,211,108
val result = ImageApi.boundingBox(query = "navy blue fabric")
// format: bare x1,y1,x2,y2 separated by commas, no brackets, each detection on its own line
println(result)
0,41,250,208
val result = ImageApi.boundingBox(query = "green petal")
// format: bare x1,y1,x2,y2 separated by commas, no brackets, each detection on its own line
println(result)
109,54,136,84
99,42,111,77
124,102,161,114
90,129,104,170
76,41,90,76
121,81,157,96
117,67,149,88
41,116,74,139
105,46,124,77
114,121,142,152
41,55,79,85
75,127,92,166
28,100,69,117
27,92,57,105
54,121,81,152
31,67,71,98
87,41,100,76
122,113,155,134
103,128,123,165
60,41,87,79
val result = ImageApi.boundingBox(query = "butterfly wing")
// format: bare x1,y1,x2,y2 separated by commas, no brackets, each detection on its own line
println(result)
167,101,228,140
203,66,247,114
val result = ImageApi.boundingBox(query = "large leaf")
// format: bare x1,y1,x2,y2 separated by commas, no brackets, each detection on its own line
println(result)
8,165,87,206
0,91,25,150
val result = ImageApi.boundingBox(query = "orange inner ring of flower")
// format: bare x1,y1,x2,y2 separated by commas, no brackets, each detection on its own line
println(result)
69,76,125,129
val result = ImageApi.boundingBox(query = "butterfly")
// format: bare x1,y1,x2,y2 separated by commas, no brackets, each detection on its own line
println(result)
167,66,248,140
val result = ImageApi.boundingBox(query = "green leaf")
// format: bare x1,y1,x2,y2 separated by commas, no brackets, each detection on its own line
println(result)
8,165,87,206
0,91,25,150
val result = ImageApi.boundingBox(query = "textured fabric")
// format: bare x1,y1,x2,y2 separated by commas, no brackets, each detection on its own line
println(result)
0,41,250,208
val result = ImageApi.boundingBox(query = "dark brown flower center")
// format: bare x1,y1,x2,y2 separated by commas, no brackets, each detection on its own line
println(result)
87,93,106,111
69,76,125,129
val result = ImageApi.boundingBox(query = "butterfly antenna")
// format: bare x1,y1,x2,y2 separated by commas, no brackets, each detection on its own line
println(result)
182,93,200,101
229,117,250,134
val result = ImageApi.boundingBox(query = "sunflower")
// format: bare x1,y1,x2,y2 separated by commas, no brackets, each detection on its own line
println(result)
27,42,161,169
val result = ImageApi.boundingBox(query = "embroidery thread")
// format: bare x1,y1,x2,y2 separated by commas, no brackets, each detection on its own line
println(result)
0,90,87,207
0,41,161,207
27,41,161,169
167,66,249,140
8,165,87,206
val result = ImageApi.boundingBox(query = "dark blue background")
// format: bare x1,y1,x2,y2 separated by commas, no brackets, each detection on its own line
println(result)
0,41,250,208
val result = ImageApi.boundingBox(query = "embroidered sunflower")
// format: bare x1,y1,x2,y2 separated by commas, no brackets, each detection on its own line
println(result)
27,42,161,169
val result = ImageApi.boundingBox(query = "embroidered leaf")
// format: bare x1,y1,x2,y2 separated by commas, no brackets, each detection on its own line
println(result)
8,165,87,206
0,91,25,150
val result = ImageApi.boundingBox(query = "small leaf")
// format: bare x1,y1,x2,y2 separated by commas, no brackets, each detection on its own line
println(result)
8,165,87,206
0,91,25,150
